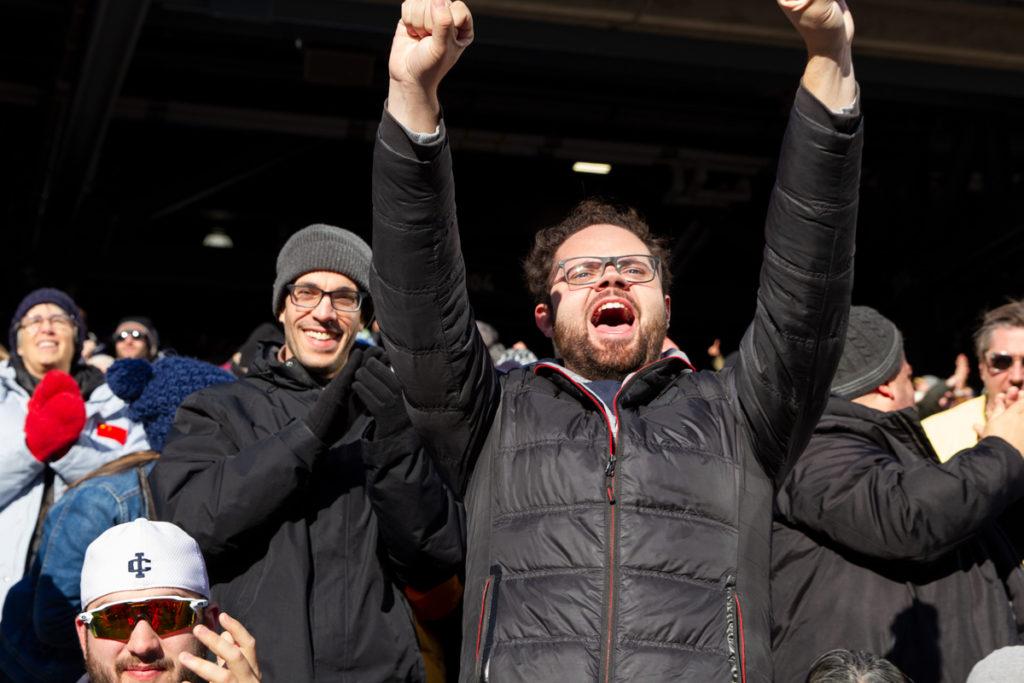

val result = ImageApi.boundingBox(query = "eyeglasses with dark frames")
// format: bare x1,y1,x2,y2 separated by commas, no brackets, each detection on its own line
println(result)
555,254,661,288
285,283,364,312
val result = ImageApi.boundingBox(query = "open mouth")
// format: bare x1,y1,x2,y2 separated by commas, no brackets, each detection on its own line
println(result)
590,300,636,334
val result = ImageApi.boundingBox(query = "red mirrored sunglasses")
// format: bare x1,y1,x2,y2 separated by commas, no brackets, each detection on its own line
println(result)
78,596,208,641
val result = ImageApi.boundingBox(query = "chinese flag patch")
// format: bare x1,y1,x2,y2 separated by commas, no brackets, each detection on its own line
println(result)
96,423,128,445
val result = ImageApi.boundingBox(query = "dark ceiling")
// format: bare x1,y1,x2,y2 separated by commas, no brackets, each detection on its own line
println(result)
1,0,1023,383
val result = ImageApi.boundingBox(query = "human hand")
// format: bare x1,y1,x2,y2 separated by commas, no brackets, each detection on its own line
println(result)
353,355,412,442
304,346,384,446
24,370,85,462
179,612,260,682
387,0,474,132
777,0,854,57
706,338,721,358
778,0,856,113
979,387,1024,455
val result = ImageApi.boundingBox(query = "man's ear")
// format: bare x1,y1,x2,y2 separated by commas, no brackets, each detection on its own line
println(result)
277,309,285,325
534,302,554,339
876,382,896,400
664,294,672,326
76,617,88,656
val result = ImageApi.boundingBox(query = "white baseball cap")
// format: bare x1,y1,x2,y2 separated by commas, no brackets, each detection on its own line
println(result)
80,518,210,609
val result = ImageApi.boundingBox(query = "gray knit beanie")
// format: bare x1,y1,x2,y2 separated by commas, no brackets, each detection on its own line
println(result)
272,224,372,314
831,306,905,400
966,646,1024,682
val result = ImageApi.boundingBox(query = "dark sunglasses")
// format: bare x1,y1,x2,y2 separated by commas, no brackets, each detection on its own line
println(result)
78,596,208,641
115,329,149,343
986,352,1024,373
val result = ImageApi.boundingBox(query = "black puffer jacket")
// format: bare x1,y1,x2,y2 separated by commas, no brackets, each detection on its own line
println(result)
772,398,1024,683
371,87,861,682
150,349,464,682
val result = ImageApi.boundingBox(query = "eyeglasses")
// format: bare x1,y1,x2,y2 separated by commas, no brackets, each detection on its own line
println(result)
556,255,660,287
285,284,364,312
986,352,1024,374
115,329,148,343
19,314,75,333
78,595,208,641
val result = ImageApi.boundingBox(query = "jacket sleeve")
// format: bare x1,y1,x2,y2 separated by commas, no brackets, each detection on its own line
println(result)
776,434,1024,562
32,483,122,644
370,110,501,496
733,86,862,486
361,426,466,590
149,391,326,559
0,388,147,510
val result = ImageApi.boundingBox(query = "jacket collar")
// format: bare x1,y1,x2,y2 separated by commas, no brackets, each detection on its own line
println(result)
534,349,695,410
818,395,939,462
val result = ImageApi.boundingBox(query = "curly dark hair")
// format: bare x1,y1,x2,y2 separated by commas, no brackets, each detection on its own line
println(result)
522,199,673,305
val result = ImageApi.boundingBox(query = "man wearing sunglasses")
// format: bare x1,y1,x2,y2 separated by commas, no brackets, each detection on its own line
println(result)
772,306,1024,683
111,317,161,361
371,0,860,680
75,518,259,683
925,299,1024,461
150,224,464,681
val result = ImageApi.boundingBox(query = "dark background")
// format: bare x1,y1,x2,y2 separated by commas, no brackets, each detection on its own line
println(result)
1,0,1022,383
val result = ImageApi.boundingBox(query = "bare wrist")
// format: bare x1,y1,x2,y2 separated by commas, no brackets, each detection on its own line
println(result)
387,81,441,134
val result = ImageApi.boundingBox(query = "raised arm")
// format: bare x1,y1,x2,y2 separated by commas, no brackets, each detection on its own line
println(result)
371,0,499,496
734,0,861,484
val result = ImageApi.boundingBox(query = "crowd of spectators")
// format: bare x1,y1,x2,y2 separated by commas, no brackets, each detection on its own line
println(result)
1,0,1024,682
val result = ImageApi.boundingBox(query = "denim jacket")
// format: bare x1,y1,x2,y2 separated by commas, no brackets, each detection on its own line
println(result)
0,360,148,612
0,464,153,683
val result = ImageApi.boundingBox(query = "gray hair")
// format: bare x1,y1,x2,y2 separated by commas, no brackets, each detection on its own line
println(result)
974,299,1024,362
807,649,909,683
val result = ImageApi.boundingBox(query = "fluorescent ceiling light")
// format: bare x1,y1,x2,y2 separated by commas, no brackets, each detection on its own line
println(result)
572,161,612,175
202,229,234,249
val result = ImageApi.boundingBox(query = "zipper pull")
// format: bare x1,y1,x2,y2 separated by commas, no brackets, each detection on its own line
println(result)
605,456,617,504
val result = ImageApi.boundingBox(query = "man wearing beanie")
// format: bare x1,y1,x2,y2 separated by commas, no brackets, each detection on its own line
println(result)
74,519,260,683
150,224,464,682
0,288,148,614
771,306,1024,683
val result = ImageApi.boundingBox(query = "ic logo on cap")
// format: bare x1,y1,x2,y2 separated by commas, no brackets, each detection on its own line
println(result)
128,552,152,579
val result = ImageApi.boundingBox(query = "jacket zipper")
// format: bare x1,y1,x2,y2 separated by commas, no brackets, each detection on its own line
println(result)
534,357,692,683
475,570,500,681
725,580,747,683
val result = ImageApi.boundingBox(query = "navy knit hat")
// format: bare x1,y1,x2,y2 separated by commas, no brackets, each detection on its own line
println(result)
8,287,86,355
831,306,905,400
272,224,372,315
106,356,234,451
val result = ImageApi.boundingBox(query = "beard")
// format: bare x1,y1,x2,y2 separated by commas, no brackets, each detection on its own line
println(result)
554,304,667,382
85,635,206,683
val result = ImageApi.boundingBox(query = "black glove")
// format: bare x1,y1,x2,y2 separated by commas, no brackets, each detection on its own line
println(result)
304,346,383,446
352,356,412,442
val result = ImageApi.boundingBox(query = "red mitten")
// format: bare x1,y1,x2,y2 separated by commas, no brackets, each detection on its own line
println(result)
24,371,86,463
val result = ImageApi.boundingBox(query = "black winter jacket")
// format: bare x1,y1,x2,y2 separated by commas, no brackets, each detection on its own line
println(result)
149,350,465,682
371,87,861,683
772,398,1024,683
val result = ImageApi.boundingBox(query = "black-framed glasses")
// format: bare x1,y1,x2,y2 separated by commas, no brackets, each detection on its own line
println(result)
285,284,364,312
18,314,75,333
556,254,661,287
115,329,148,343
78,595,208,642
986,352,1024,374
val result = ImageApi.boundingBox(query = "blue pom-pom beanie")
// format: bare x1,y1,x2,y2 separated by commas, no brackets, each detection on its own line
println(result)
107,356,234,452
